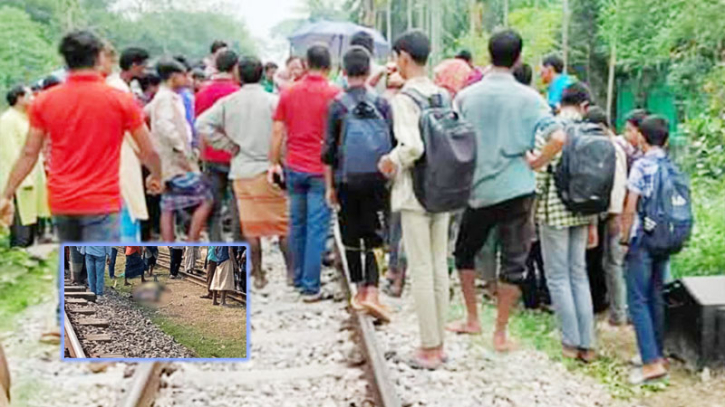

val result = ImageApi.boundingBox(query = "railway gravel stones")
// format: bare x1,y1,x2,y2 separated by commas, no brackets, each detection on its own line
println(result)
66,289,195,358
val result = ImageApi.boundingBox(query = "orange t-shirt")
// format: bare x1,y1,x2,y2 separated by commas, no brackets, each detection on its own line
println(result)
29,72,144,215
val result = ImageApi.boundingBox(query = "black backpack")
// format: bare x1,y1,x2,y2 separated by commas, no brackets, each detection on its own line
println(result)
638,157,694,256
335,92,393,187
554,122,616,215
402,89,477,213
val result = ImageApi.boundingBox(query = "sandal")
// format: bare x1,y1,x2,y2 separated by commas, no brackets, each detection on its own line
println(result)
360,300,392,323
628,368,669,385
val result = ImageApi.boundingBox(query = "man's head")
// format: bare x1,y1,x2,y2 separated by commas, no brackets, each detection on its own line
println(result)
488,30,523,69
560,82,592,114
210,40,228,55
140,72,161,97
173,55,193,88
639,115,669,148
286,56,304,81
238,56,264,84
513,63,532,86
191,68,207,91
343,46,371,80
157,58,189,90
392,30,430,79
624,109,649,147
6,85,32,109
215,50,239,75
306,44,332,73
99,41,117,77
119,47,150,78
541,54,564,84
455,49,473,66
42,76,60,91
59,30,103,70
264,62,278,81
350,31,375,55
583,106,611,129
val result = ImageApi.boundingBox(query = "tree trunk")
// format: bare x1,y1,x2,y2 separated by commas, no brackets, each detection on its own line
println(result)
387,0,392,41
362,0,376,28
562,0,569,71
408,0,413,30
430,0,442,65
503,0,509,27
606,40,617,123
469,0,477,36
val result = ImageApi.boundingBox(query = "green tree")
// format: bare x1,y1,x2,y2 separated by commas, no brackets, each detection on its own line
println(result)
0,6,59,102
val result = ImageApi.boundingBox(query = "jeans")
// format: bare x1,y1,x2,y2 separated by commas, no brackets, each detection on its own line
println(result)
54,213,120,243
85,254,106,296
120,205,141,243
205,162,241,242
626,238,668,364
108,247,118,278
401,210,450,348
540,224,595,349
603,219,627,323
287,170,331,295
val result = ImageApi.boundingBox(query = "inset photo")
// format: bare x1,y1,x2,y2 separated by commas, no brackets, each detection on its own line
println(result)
61,244,248,361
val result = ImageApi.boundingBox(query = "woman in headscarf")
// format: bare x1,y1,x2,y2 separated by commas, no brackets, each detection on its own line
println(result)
210,246,237,306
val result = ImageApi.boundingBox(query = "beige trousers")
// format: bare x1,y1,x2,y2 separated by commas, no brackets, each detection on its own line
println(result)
401,210,450,349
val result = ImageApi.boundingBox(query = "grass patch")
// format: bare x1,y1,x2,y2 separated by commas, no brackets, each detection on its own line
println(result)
146,312,246,358
0,236,56,330
671,177,725,278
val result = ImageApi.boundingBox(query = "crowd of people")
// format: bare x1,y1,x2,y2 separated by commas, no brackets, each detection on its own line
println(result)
65,245,246,306
0,25,689,385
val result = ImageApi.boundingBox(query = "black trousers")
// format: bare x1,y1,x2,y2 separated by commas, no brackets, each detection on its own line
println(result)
338,184,386,287
10,198,35,247
455,194,536,287
170,248,184,277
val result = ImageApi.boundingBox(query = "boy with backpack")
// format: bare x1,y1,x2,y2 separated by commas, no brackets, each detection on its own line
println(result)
534,83,607,363
378,30,472,369
621,115,692,384
322,46,394,322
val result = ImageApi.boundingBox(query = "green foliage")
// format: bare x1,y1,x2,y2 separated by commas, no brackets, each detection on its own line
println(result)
0,6,59,100
509,6,562,67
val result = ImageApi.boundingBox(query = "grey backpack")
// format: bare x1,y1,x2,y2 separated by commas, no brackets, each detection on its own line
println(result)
554,122,616,215
402,89,477,213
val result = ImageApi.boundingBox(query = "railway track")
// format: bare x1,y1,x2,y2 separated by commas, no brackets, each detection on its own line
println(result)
155,247,247,305
63,282,122,358
121,223,402,406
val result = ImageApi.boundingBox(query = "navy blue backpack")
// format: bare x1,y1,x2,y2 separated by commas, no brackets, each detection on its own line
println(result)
638,158,694,256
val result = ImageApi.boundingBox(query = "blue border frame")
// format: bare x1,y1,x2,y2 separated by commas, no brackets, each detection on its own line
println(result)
59,242,251,363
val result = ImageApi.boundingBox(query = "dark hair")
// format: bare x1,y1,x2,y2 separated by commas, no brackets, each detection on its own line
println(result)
59,30,103,70
119,47,149,71
42,75,61,90
488,30,522,68
215,50,239,73
238,56,263,84
560,82,591,106
264,62,278,72
173,55,192,71
626,109,649,129
140,72,161,92
542,54,565,74
640,115,669,147
392,30,431,65
6,85,27,106
583,106,610,128
306,44,331,71
455,49,473,63
512,63,532,85
350,31,375,54
210,40,228,54
191,68,206,80
343,46,371,78
157,59,187,81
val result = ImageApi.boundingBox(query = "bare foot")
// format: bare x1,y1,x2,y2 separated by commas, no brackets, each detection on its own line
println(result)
213,302,220,306
199,294,212,299
446,320,482,335
493,330,518,352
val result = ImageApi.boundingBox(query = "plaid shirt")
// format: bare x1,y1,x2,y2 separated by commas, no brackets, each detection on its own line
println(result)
535,110,595,228
627,147,667,239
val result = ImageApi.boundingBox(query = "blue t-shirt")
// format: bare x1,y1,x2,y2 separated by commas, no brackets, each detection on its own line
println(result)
214,246,230,263
547,74,575,110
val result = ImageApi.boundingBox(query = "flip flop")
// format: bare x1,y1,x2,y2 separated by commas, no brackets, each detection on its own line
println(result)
628,368,669,385
350,296,365,311
445,320,482,335
361,300,391,323
407,355,443,370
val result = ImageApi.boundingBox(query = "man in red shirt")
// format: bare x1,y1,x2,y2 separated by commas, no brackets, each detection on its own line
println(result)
269,45,340,301
0,30,162,242
195,49,241,242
